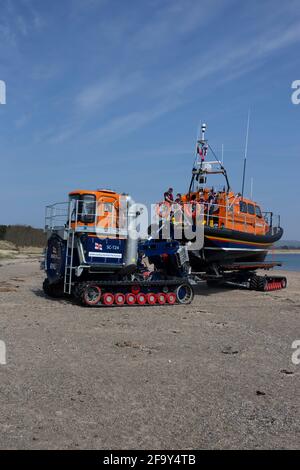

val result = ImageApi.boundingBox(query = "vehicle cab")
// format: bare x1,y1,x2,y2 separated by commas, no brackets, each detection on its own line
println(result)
68,189,126,235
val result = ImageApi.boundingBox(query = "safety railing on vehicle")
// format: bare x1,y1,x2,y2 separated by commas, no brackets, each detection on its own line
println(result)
45,202,69,231
45,200,128,237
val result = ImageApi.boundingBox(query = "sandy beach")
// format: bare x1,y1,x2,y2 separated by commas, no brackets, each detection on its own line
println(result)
0,258,299,449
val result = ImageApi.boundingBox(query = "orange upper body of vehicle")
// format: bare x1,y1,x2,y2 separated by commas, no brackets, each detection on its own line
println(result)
68,189,126,233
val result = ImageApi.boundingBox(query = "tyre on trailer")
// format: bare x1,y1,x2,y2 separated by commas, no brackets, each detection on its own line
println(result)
126,293,136,305
147,293,157,305
136,293,147,305
166,292,177,304
249,275,259,290
82,284,102,306
157,293,166,305
281,277,287,289
45,234,67,284
257,276,268,291
102,292,115,306
176,284,194,304
131,285,140,295
115,293,125,306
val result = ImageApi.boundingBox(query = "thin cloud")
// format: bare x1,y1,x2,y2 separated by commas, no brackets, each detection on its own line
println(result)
133,0,230,50
0,0,45,48
44,2,300,144
89,17,300,141
76,73,144,112
91,101,179,139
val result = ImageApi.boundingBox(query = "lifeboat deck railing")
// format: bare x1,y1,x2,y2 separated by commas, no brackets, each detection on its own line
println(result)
203,203,282,235
164,201,282,236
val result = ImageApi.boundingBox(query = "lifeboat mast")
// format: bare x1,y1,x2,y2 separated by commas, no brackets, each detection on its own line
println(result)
188,123,231,197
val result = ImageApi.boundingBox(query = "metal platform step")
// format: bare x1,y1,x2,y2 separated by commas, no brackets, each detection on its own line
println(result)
220,261,282,271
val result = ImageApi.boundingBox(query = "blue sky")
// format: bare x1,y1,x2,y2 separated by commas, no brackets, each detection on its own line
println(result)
0,0,300,238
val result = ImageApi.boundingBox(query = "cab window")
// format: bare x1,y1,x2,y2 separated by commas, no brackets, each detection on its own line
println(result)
69,195,79,223
78,194,96,223
247,203,255,215
255,206,262,218
98,201,114,216
104,202,113,212
239,201,247,213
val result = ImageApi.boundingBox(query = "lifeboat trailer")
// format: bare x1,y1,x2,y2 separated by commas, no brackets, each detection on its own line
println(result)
42,126,287,307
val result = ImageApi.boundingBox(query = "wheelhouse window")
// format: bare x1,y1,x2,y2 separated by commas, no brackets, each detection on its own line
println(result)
247,203,255,215
255,206,262,218
239,201,247,213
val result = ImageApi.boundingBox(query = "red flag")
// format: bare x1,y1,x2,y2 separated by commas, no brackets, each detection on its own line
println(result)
197,145,205,161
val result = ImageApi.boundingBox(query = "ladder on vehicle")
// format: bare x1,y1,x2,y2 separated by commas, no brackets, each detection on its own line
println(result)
64,230,75,294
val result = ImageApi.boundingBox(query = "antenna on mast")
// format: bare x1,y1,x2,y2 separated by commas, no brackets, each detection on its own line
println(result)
201,123,207,140
190,121,205,195
188,120,231,195
250,177,254,199
241,109,251,200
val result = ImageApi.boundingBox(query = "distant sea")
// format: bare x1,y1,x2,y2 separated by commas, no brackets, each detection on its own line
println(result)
266,253,300,272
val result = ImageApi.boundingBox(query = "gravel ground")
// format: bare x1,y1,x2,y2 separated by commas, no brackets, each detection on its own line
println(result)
0,259,299,449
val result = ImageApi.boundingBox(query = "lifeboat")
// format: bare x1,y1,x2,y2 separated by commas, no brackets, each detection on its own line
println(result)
156,123,283,273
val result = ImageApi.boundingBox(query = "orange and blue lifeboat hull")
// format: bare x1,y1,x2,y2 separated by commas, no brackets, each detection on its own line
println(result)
189,225,284,270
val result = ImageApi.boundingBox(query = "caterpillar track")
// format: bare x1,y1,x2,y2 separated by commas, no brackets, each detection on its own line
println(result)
44,278,195,307
204,273,288,292
249,274,287,292
75,281,194,307
43,271,287,308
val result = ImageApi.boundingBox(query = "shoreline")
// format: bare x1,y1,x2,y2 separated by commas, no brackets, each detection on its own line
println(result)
270,250,300,254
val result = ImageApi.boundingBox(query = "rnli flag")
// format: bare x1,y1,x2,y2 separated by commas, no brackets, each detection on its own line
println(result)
197,145,205,161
